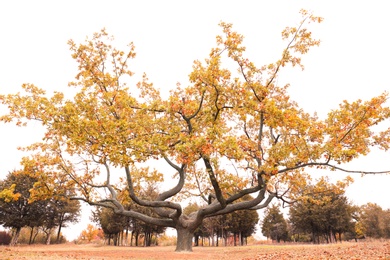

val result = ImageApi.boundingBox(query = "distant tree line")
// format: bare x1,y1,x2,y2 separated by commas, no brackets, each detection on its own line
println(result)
0,170,81,245
92,206,166,246
182,196,259,247
3,168,389,248
261,178,390,244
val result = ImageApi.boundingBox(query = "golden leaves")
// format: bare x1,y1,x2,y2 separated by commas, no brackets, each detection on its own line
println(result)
1,9,389,210
324,93,390,163
0,184,21,203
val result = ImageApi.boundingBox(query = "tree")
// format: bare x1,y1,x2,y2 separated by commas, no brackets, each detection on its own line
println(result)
1,10,390,252
0,171,46,246
382,209,390,239
79,224,100,243
93,207,127,245
53,198,81,243
358,203,390,239
227,208,259,245
0,169,80,245
288,177,355,243
261,204,288,242
42,197,81,244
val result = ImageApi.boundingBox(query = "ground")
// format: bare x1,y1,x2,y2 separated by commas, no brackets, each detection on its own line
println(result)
0,241,389,259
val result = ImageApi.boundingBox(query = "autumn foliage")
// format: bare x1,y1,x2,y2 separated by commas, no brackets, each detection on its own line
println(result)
1,10,390,252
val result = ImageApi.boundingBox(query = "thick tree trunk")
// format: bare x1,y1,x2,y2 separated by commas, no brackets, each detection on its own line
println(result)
175,227,194,252
10,227,21,246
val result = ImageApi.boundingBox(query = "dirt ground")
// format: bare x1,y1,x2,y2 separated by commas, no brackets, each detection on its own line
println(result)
0,241,389,260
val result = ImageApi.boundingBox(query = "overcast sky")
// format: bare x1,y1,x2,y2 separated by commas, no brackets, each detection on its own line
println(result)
1,1,390,240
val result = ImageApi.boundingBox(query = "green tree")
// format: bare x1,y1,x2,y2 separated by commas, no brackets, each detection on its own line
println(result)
228,208,259,245
93,207,127,245
39,197,80,245
288,177,354,243
53,198,81,243
2,10,390,252
261,204,288,242
0,171,46,246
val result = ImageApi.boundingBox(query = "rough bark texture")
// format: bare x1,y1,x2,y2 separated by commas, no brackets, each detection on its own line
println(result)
10,227,21,246
175,227,194,252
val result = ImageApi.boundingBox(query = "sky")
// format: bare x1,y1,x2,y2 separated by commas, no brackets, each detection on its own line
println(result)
1,1,390,240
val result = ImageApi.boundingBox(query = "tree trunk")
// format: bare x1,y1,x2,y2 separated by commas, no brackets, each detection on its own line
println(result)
125,228,129,246
45,227,53,245
135,232,139,246
46,229,52,245
56,225,62,243
32,229,39,244
194,235,199,246
29,227,34,245
10,227,21,246
175,227,194,252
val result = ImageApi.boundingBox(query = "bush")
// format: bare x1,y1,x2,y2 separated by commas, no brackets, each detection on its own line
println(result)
0,231,12,245
158,234,177,246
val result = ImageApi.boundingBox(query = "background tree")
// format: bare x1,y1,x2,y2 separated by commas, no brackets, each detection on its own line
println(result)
92,207,127,245
1,10,390,252
0,169,80,245
382,209,390,239
0,170,46,246
38,197,80,245
261,204,288,242
53,198,81,243
79,224,100,243
288,177,354,243
227,208,259,246
357,203,390,239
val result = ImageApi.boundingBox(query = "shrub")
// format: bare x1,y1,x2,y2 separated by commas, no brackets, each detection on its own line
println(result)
0,231,12,245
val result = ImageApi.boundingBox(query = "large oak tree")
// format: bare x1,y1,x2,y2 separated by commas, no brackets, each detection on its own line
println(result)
1,11,390,251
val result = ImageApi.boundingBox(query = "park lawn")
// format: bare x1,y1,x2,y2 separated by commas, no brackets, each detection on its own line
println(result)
0,240,389,259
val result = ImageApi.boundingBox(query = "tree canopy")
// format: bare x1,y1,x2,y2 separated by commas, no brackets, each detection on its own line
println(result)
261,204,288,242
0,170,80,245
1,10,390,252
288,176,355,243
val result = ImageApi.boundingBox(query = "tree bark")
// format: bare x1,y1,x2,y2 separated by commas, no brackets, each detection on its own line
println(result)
135,232,139,246
29,227,34,245
56,225,62,243
46,228,52,245
175,227,194,252
10,227,21,246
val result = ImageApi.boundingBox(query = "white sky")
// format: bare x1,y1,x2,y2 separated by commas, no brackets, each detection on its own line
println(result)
1,1,390,240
